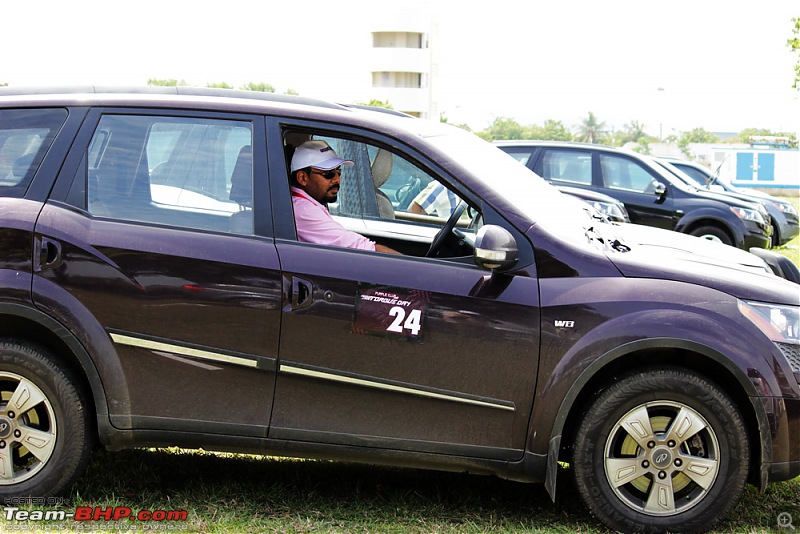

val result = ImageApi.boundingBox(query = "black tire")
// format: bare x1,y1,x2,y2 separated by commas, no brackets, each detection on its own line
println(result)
688,225,733,246
573,368,749,533
0,339,93,498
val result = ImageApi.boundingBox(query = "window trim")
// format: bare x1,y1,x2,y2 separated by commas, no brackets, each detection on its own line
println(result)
49,107,271,237
265,117,536,270
0,107,71,199
268,118,480,243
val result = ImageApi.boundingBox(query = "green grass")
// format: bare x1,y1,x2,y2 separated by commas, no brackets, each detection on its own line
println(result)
1,447,798,533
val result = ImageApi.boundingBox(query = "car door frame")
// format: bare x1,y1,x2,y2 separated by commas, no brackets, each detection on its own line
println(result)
35,106,282,442
264,116,542,460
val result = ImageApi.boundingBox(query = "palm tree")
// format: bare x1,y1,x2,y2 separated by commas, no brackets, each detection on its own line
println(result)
577,112,606,144
623,120,648,143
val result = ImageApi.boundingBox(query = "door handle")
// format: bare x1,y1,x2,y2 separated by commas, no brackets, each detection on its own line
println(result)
35,236,63,272
291,277,313,310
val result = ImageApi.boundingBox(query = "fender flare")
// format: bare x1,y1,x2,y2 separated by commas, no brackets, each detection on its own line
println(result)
0,302,111,429
543,336,773,500
673,209,742,243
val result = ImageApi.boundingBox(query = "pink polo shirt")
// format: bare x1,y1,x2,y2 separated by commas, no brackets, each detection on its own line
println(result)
291,187,376,251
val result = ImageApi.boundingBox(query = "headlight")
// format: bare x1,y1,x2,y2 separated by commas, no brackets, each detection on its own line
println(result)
730,207,766,225
589,201,628,223
739,300,800,344
772,201,798,217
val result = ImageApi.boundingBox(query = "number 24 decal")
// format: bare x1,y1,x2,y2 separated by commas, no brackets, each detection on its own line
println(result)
386,306,422,336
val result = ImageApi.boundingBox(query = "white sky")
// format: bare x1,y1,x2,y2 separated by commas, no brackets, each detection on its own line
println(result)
2,0,798,136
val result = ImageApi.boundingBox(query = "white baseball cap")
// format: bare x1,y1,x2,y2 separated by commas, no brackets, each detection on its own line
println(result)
290,140,354,172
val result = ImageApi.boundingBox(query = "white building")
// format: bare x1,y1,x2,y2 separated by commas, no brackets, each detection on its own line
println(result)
688,139,799,194
367,16,436,119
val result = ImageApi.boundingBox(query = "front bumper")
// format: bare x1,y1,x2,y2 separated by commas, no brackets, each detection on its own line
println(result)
777,220,799,247
742,220,771,250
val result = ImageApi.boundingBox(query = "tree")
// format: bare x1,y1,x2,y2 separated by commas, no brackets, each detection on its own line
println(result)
147,78,188,87
619,120,651,145
634,139,653,155
475,117,528,141
677,128,720,156
529,119,573,141
788,17,800,90
357,99,393,109
207,82,234,89
241,82,275,93
734,128,798,147
576,112,606,144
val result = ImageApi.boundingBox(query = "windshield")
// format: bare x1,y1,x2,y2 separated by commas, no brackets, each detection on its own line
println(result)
424,126,590,242
656,159,705,189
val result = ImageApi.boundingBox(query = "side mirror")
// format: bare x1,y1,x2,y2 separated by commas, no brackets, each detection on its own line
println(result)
653,182,667,197
474,225,518,271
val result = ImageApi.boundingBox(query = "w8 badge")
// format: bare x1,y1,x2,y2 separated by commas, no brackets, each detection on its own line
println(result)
353,286,430,341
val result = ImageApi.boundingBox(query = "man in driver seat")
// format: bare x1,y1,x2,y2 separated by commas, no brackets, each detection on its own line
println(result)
290,140,399,254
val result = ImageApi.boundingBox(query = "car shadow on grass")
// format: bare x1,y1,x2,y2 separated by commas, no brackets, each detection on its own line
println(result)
71,448,604,532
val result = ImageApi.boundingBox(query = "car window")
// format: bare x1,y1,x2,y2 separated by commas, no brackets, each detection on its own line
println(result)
287,132,479,258
497,148,534,166
371,148,434,213
674,164,710,185
600,153,659,193
313,135,468,226
541,149,592,185
68,114,254,234
0,109,67,198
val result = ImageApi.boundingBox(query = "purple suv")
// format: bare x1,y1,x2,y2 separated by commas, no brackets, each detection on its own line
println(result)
0,87,798,533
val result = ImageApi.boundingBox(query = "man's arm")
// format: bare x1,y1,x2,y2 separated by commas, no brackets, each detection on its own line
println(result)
375,244,401,254
408,201,426,215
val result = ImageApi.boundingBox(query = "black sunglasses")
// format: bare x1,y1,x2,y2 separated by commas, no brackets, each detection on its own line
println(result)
308,168,342,180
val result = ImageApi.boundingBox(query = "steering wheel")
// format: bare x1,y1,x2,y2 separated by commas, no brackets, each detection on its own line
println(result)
426,202,467,258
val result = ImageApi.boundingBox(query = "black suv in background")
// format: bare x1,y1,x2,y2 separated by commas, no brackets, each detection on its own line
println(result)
661,157,799,247
496,141,772,250
1,88,798,533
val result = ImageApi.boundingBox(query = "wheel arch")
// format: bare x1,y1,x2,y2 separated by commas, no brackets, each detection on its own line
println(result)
0,303,109,433
544,338,771,499
679,217,736,244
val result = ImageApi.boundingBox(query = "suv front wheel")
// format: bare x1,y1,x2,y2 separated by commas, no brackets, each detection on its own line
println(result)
573,368,749,533
0,340,93,497
689,225,733,246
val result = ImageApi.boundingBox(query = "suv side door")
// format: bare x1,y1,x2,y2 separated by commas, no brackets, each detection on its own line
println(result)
527,146,678,230
593,151,677,230
32,108,281,437
267,120,541,461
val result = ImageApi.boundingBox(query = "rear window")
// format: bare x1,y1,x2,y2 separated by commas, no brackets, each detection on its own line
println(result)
0,108,68,198
66,114,254,234
541,149,592,185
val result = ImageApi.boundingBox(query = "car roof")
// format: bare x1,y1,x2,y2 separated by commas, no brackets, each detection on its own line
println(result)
494,139,645,155
0,85,347,110
0,85,455,142
660,157,708,169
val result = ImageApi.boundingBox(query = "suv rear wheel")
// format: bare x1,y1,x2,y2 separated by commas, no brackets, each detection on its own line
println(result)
0,340,93,497
573,368,749,533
